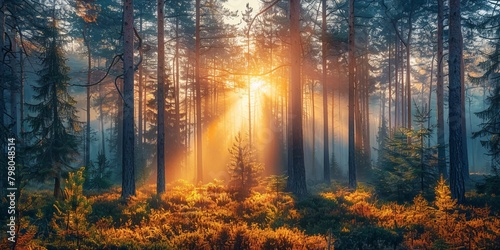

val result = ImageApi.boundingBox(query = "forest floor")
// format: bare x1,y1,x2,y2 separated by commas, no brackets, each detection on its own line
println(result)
2,176,500,249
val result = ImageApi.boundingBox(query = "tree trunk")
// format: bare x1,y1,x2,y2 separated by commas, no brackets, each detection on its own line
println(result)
99,85,105,154
355,66,362,167
437,0,447,178
406,14,413,129
157,0,165,194
54,176,61,198
8,26,18,137
428,53,434,147
322,0,330,184
247,35,252,147
394,35,399,128
388,40,392,133
311,82,316,180
448,0,465,203
116,81,123,177
461,55,469,179
348,0,357,189
363,67,370,165
0,0,4,126
287,0,307,197
138,15,143,147
184,62,190,177
121,0,136,198
0,1,5,197
195,0,203,183
142,57,147,145
401,36,405,127
84,25,91,169
175,18,181,149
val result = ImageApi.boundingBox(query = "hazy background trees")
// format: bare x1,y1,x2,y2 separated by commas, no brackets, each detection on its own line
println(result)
2,0,500,201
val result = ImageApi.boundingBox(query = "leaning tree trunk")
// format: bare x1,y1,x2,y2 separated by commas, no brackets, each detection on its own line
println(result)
121,0,136,199
448,0,465,203
156,0,165,194
287,0,308,197
348,0,357,189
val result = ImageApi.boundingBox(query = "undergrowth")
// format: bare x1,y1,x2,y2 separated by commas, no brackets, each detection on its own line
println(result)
1,177,500,249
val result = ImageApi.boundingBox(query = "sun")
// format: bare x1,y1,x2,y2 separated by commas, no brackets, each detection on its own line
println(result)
249,77,269,95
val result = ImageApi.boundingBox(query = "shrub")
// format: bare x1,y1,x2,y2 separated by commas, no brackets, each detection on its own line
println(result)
51,167,92,249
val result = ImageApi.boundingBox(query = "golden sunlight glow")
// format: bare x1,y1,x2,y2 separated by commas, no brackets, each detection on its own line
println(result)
250,77,269,95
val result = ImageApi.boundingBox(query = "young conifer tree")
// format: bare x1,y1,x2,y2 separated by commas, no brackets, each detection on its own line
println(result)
26,19,81,198
52,167,92,248
227,133,263,201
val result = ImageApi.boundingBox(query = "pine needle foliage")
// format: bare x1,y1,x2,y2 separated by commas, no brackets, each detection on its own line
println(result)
472,33,500,196
375,106,437,202
52,167,92,249
25,20,81,197
84,151,112,190
227,133,263,201
434,176,457,212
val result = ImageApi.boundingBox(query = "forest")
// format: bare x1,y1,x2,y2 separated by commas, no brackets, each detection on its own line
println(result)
1,0,500,249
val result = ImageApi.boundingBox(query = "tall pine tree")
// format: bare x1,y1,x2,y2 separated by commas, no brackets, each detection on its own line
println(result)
26,19,81,198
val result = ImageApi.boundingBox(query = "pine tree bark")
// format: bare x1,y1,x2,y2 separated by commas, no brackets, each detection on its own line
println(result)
437,0,447,178
348,0,357,189
448,0,465,203
287,0,307,196
322,0,330,184
156,0,165,194
121,0,136,198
